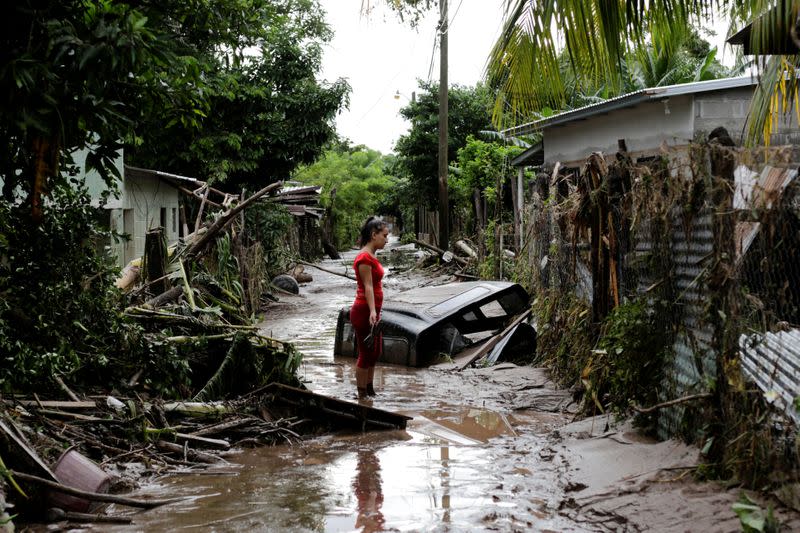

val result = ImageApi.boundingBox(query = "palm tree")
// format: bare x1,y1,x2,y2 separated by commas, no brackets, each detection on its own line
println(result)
486,0,786,143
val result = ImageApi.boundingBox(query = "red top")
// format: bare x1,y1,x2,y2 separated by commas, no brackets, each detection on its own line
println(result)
353,251,384,308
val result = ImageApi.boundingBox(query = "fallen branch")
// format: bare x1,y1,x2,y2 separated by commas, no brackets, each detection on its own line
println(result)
174,432,230,450
46,508,132,524
53,376,80,402
183,181,282,259
632,393,713,414
143,286,183,308
156,441,221,464
10,471,183,509
296,259,355,281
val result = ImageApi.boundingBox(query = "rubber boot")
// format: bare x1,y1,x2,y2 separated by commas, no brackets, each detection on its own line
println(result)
366,383,376,396
357,387,368,399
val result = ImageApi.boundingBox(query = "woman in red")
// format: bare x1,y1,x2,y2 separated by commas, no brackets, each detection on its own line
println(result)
350,216,389,399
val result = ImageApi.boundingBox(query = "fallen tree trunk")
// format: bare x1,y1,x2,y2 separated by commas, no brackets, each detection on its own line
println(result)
144,286,183,308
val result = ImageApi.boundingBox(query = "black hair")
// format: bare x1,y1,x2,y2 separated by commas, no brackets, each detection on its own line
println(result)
358,216,387,246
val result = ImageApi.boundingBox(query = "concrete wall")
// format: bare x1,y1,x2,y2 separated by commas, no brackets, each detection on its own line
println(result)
694,86,800,146
693,87,753,142
110,174,180,267
543,95,695,166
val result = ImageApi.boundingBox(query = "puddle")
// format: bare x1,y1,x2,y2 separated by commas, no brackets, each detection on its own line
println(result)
105,243,580,532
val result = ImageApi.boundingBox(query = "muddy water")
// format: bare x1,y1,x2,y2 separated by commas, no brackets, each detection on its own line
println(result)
114,245,580,532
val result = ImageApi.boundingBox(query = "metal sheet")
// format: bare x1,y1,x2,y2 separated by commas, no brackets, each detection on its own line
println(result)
740,329,800,424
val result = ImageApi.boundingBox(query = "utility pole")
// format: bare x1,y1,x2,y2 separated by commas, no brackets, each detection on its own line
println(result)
437,0,449,250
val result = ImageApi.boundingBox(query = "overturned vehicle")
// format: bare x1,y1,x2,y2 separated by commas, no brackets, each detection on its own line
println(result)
333,281,536,367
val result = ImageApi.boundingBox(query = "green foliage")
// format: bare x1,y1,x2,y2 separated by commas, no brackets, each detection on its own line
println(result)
588,300,670,415
0,184,141,390
128,0,349,190
394,81,493,209
193,333,301,401
733,494,781,533
245,203,294,278
294,147,398,248
532,290,594,388
0,0,210,199
453,137,522,200
487,0,736,126
531,292,670,417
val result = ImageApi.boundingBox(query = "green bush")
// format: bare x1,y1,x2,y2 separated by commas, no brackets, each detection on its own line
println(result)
0,183,141,391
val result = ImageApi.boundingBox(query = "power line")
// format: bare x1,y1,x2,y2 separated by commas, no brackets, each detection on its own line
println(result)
449,0,465,28
427,32,439,83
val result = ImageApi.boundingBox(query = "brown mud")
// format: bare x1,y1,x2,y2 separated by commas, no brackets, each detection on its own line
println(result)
102,240,799,532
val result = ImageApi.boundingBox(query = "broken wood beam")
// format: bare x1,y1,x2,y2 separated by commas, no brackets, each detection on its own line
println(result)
174,432,230,450
457,309,532,371
9,400,96,409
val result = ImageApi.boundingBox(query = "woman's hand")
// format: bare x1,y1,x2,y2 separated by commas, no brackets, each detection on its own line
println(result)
369,309,378,326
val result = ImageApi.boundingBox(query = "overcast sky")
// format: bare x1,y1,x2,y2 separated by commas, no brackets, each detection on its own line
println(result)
318,1,735,155
319,0,506,154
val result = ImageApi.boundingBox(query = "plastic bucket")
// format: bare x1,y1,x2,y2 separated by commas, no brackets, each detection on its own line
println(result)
47,448,111,513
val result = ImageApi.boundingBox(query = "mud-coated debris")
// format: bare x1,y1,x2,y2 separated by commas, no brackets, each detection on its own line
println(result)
564,481,588,492
46,508,65,522
272,274,299,294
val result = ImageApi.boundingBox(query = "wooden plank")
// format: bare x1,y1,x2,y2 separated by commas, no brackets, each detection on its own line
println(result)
457,309,532,371
0,420,59,482
174,432,230,450
9,400,96,409
260,383,412,430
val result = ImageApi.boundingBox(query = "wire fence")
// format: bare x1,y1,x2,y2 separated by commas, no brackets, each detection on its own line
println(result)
520,143,800,482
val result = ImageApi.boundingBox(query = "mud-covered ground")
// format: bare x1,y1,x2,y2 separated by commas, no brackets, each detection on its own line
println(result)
108,241,800,532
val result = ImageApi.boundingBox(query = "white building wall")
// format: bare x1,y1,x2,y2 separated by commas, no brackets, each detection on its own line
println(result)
119,175,180,265
544,95,695,166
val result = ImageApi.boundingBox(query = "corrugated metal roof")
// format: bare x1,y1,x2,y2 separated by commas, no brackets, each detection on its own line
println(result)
124,165,200,185
740,329,800,425
502,76,759,137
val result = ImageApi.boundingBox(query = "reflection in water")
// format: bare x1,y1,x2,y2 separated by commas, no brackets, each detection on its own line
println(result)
352,450,384,532
440,446,451,525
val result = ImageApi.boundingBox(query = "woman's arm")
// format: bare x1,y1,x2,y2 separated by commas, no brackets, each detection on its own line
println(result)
358,263,378,325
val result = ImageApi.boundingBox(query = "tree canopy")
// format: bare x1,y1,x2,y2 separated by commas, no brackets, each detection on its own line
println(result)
393,81,493,209
128,0,349,190
294,145,398,248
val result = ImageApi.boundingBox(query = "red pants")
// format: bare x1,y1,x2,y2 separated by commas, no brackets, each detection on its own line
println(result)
350,302,382,368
